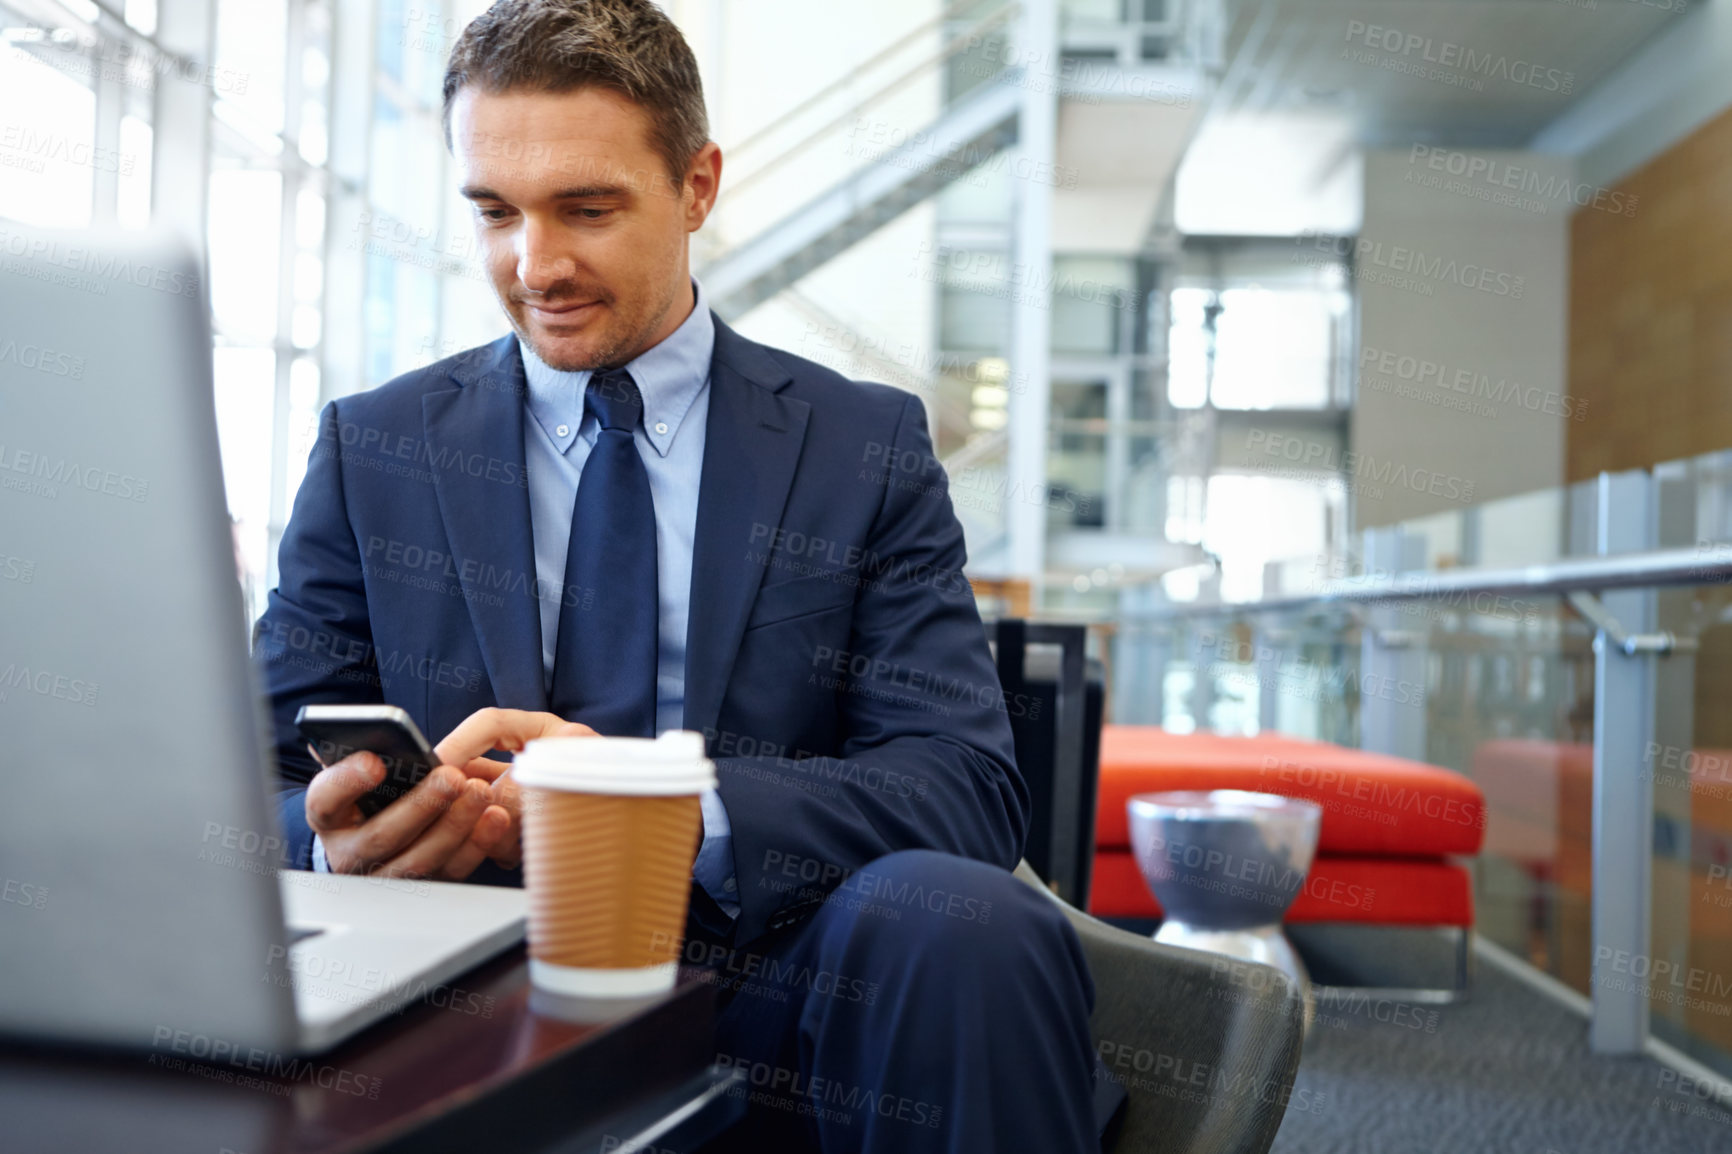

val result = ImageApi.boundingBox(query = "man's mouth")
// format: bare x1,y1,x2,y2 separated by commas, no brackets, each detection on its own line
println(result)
523,299,602,324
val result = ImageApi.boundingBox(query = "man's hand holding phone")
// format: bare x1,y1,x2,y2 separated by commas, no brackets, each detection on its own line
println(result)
304,707,595,880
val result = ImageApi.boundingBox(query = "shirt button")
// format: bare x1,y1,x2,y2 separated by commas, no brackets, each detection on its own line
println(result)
655,421,668,435
555,424,570,437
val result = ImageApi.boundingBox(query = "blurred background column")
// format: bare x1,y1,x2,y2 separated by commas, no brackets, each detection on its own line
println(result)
152,0,214,258
1006,0,1057,584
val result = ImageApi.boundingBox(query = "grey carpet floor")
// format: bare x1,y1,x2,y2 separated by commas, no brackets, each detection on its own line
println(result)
1270,957,1732,1153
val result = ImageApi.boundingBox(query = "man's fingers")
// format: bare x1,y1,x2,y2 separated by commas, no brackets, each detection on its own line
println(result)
481,777,523,868
304,751,384,834
349,765,467,865
434,707,598,770
487,772,522,813
438,806,512,881
456,755,513,784
480,774,523,865
379,778,492,879
316,707,586,873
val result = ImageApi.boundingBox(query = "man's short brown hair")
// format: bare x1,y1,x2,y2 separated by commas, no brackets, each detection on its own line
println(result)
442,0,709,183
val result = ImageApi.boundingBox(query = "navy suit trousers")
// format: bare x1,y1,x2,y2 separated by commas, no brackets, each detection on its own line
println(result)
690,851,1101,1154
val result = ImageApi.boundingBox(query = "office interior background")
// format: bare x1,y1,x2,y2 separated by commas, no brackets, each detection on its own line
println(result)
9,0,1732,1144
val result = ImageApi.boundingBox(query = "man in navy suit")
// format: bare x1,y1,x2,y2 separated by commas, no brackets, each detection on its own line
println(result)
252,1,1110,1149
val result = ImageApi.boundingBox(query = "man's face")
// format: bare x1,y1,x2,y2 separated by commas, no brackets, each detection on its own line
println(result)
450,85,720,372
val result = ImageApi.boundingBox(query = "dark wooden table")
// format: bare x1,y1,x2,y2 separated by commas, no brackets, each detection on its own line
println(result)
0,946,741,1154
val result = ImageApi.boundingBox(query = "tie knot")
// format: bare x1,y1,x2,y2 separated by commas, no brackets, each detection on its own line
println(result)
586,370,643,432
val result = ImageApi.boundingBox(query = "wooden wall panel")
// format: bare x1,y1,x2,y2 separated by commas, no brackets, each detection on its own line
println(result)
1568,105,1732,481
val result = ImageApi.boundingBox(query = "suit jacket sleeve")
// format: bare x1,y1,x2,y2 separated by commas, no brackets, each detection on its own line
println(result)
713,393,1028,945
250,399,384,869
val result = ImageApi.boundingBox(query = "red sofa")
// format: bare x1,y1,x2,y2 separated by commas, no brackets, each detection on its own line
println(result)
1088,728,1485,930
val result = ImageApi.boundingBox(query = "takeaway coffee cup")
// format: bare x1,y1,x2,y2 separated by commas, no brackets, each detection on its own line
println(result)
513,730,717,998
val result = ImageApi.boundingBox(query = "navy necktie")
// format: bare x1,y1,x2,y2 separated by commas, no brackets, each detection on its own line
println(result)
549,368,658,737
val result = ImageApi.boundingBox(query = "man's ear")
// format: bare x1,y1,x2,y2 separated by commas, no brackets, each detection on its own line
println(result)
684,142,723,231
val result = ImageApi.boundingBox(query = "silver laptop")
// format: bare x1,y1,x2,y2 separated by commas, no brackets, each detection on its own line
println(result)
0,224,525,1055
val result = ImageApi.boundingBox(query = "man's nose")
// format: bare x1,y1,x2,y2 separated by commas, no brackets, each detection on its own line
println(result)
517,219,576,292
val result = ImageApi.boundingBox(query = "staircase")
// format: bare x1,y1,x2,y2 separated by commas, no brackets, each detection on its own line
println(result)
699,68,1025,320
691,0,1219,582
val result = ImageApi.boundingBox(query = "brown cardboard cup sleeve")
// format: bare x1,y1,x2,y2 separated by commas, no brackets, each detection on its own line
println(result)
514,730,717,998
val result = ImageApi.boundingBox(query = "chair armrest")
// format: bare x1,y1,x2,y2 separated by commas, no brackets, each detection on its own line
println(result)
1015,862,1306,1154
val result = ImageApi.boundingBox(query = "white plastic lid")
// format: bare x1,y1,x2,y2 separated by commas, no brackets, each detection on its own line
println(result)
511,729,717,795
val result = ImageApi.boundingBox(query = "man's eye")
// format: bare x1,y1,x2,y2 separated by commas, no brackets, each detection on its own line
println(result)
577,208,612,220
478,207,512,222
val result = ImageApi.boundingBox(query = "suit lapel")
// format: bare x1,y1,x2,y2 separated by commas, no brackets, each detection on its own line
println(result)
683,319,809,739
422,337,550,713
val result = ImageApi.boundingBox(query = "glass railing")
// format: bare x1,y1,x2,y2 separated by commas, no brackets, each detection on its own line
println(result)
1103,446,1732,1081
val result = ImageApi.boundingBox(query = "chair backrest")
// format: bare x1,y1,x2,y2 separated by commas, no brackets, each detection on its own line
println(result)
1014,863,1307,1154
990,620,1103,907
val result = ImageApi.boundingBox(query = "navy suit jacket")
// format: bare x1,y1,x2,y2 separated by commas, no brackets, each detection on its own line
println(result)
252,317,1027,945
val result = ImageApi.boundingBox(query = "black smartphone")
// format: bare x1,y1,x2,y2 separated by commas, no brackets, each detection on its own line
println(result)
295,704,443,819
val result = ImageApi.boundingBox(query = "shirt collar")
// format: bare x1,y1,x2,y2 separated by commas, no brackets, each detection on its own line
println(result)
518,276,715,458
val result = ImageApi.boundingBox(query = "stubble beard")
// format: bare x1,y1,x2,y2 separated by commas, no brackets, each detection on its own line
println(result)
511,272,682,373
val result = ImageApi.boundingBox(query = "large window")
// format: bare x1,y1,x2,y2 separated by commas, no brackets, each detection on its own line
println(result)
1167,282,1352,410
1159,241,1355,602
0,0,503,621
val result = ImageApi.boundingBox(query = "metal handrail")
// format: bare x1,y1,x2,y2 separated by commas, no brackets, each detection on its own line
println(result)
721,1,1022,201
1127,545,1732,620
726,0,1005,158
942,427,1010,473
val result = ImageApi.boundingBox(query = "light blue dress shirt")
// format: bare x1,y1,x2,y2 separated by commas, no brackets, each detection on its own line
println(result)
518,284,712,737
318,278,737,916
